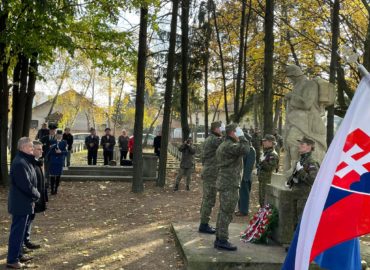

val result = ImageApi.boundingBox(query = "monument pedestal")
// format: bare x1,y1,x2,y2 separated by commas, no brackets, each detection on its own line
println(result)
266,174,305,245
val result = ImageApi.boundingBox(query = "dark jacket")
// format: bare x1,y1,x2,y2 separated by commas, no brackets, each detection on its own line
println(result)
36,128,49,140
153,136,161,156
118,135,129,151
8,151,40,215
62,133,74,151
40,134,57,159
47,140,68,176
243,146,256,183
34,159,47,213
101,135,116,152
85,135,99,151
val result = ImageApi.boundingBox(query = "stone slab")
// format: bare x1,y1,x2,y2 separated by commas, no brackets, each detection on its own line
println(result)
171,222,286,270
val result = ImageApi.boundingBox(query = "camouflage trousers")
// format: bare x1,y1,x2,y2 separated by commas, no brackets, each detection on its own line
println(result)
175,168,193,186
258,172,272,207
199,178,217,224
216,188,239,240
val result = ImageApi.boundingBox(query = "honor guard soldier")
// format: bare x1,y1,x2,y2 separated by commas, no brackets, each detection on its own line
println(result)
258,134,279,207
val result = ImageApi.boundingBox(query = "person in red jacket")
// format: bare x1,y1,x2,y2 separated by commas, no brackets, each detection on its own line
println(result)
128,136,134,160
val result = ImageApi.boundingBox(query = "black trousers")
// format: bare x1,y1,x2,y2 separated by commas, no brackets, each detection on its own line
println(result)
120,150,128,165
103,150,113,165
87,149,98,165
50,175,61,194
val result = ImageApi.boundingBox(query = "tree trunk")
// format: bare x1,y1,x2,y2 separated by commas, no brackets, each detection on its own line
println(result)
132,5,148,193
11,54,29,161
327,0,340,146
263,0,274,135
157,0,180,187
0,4,9,186
234,0,247,122
204,10,211,137
23,53,38,136
212,0,229,123
241,0,252,111
273,98,282,129
181,0,191,141
253,93,259,128
363,0,370,71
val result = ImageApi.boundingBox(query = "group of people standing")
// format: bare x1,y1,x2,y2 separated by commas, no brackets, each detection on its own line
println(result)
196,121,319,251
85,127,134,166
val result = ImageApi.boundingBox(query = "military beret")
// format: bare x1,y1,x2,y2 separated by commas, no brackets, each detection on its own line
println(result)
225,123,237,133
297,136,315,145
210,121,221,130
262,134,276,142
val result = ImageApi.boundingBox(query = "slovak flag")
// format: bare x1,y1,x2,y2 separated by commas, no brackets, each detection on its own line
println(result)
282,75,370,270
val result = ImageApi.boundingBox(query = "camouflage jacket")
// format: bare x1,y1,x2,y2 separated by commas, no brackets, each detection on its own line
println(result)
293,152,319,189
201,132,223,177
179,143,196,169
216,136,250,190
258,147,279,178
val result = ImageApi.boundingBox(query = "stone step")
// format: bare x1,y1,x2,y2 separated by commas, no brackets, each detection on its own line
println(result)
63,170,133,176
61,175,156,182
66,166,133,171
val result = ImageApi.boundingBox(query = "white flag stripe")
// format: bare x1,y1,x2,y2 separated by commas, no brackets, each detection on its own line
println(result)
295,75,370,270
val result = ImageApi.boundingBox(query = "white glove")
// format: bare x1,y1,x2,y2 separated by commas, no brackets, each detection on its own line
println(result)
260,154,266,162
235,127,244,137
220,122,226,132
295,161,303,171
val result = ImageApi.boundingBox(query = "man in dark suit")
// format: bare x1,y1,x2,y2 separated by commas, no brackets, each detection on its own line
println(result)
100,127,116,165
85,128,99,165
40,123,57,184
62,127,74,167
7,137,40,269
22,141,47,251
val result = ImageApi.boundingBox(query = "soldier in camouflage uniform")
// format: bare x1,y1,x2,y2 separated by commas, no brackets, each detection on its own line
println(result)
174,138,196,191
199,121,223,234
289,136,319,224
258,134,279,207
214,124,250,251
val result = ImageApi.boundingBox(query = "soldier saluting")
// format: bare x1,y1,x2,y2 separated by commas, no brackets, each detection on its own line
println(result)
214,124,250,251
199,121,223,234
286,136,319,224
257,134,279,207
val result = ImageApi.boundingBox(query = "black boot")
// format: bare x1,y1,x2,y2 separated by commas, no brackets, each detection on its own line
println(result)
216,239,237,251
173,184,179,191
214,237,219,248
199,223,216,234
186,185,190,191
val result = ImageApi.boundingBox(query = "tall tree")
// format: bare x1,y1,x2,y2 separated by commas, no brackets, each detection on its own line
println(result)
212,0,229,123
0,0,9,186
157,0,180,187
327,0,340,146
234,0,247,121
263,0,274,135
132,5,148,193
181,0,191,140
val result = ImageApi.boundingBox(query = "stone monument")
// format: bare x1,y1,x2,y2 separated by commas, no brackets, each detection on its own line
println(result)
284,64,327,176
266,65,335,245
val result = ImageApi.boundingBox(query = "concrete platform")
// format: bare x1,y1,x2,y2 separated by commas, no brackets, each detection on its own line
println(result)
171,222,286,270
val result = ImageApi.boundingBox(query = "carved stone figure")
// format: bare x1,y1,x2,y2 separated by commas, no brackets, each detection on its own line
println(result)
284,65,327,175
